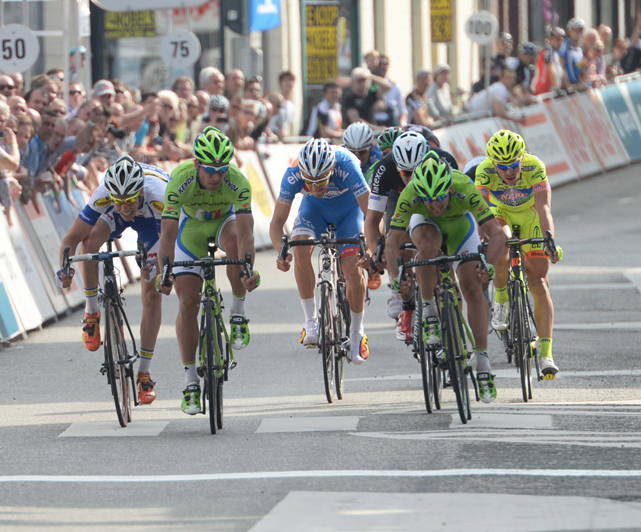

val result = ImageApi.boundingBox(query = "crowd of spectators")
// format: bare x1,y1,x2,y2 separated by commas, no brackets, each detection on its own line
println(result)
0,49,298,225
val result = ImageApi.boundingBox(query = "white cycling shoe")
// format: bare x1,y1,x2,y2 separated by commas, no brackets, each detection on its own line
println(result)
491,302,509,331
300,321,318,348
539,357,559,380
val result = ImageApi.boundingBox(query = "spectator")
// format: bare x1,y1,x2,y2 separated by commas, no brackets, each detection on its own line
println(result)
195,90,210,116
25,88,48,114
8,96,27,117
111,79,129,104
26,109,41,132
0,101,20,224
16,115,34,152
185,94,202,142
66,116,86,137
378,54,407,125
342,66,391,128
364,50,380,74
156,89,178,135
512,42,538,104
47,69,65,89
609,38,629,79
201,94,230,132
598,23,613,52
244,77,262,100
32,74,59,102
493,32,513,69
264,91,287,139
9,73,24,96
532,27,565,95
426,63,453,121
584,29,606,87
406,70,433,127
48,98,68,117
172,76,195,100
75,99,102,123
68,82,85,116
278,71,296,135
69,45,87,82
224,69,245,99
306,82,343,139
468,67,525,123
559,17,586,90
0,75,16,99
199,67,225,95
93,80,116,107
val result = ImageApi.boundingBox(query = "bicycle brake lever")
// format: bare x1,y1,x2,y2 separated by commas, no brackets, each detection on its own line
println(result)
62,247,71,278
161,256,172,287
278,234,288,263
397,256,406,283
375,235,385,273
244,252,253,279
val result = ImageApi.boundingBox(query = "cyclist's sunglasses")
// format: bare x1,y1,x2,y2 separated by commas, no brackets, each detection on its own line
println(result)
399,168,413,178
302,170,331,187
424,192,449,203
110,192,140,205
495,159,521,171
348,147,370,156
201,164,230,175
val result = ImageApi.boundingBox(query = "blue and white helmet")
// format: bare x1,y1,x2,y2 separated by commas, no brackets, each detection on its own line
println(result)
104,155,145,196
298,139,336,181
343,122,374,150
393,131,427,171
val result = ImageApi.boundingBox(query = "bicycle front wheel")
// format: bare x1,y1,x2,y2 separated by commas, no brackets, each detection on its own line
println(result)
104,299,130,427
319,283,335,403
413,286,433,413
334,282,348,400
204,300,218,434
514,281,532,402
443,294,470,424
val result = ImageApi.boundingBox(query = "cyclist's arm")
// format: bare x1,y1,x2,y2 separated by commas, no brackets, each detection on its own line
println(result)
534,186,554,238
236,212,255,264
364,209,384,255
158,218,179,267
385,227,406,282
269,199,292,250
59,216,94,266
479,217,507,266
356,190,370,217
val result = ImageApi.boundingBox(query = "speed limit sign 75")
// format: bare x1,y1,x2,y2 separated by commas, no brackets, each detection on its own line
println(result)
160,30,201,68
465,11,499,46
0,24,40,74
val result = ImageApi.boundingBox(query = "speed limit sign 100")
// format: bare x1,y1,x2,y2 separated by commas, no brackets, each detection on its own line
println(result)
465,11,499,46
160,30,201,68
0,24,40,74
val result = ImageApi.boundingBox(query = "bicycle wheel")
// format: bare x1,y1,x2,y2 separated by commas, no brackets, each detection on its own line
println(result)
104,299,130,427
334,283,345,400
319,283,335,403
204,300,218,434
513,280,531,402
215,315,225,430
431,348,444,410
413,285,433,414
443,294,469,424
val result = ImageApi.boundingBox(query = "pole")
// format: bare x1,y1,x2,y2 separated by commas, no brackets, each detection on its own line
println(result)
0,0,4,28
75,0,81,87
64,0,70,109
22,0,30,89
485,44,490,111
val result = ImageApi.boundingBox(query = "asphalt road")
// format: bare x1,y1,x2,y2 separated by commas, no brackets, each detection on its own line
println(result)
1,165,641,531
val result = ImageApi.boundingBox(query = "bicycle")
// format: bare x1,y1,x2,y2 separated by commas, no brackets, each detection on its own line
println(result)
161,239,252,434
400,251,487,424
279,224,367,404
62,240,146,427
500,226,556,402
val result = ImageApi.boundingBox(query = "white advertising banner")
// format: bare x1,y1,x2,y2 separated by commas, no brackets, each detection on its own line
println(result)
518,105,579,186
544,97,603,177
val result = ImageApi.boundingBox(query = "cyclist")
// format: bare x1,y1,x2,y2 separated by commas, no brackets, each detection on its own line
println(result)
365,131,458,335
386,151,507,402
155,127,260,414
375,126,402,158
269,138,371,365
57,155,169,404
475,129,562,379
343,122,381,178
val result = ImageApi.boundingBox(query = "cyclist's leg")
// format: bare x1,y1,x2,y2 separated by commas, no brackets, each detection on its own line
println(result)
487,206,512,330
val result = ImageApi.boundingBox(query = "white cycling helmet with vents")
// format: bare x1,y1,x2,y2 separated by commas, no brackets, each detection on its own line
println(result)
392,131,428,171
297,138,336,180
104,155,145,197
343,122,374,151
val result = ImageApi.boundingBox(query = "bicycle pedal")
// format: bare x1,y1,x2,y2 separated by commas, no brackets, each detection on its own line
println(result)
229,360,237,370
197,367,204,378
541,373,555,381
99,365,107,376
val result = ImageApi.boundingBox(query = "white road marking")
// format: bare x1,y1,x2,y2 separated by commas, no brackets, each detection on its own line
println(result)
248,491,641,532
255,416,359,433
551,283,633,290
554,322,641,330
624,267,641,293
59,421,168,437
460,413,553,429
354,430,641,448
2,469,641,483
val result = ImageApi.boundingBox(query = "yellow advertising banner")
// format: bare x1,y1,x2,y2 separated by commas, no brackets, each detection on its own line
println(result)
306,3,339,85
104,11,156,39
430,0,453,43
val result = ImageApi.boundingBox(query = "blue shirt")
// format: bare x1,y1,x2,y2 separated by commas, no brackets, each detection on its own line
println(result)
278,148,369,206
559,39,584,84
363,145,382,176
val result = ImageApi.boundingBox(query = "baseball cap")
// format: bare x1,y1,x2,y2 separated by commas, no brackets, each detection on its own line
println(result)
93,80,115,97
546,26,566,38
69,45,87,55
433,63,451,76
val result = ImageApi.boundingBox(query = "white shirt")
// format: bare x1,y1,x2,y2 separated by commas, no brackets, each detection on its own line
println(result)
468,81,511,113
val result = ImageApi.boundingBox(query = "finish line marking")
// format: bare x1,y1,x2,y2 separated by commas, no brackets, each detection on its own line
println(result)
1,469,641,483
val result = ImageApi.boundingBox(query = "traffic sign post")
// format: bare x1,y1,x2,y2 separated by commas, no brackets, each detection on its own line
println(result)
160,29,201,68
465,11,499,111
0,24,40,74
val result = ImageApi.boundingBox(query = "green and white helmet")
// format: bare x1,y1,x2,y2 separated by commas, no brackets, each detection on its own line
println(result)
194,127,234,165
377,127,402,151
412,150,453,199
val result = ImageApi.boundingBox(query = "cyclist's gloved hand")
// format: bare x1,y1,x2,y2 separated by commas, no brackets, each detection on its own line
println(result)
141,260,157,283
393,276,401,293
546,245,563,263
55,268,74,289
155,273,173,294
55,269,65,289
554,246,563,262
487,264,495,280
242,270,260,291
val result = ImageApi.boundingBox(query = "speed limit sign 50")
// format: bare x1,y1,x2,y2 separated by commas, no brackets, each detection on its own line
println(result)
465,11,499,46
0,24,40,74
160,30,201,68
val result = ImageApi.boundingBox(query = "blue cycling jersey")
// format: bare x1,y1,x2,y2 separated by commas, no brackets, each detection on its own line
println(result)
558,39,584,84
278,147,369,205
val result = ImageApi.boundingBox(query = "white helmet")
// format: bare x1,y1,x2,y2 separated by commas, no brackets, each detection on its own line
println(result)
104,155,145,197
393,131,428,171
343,122,374,150
298,139,336,180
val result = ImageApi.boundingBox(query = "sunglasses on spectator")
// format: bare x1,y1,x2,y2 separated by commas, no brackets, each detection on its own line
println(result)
161,102,174,110
110,192,140,205
424,192,449,203
209,106,227,112
69,90,82,96
495,159,521,171
200,164,229,174
0,84,15,90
